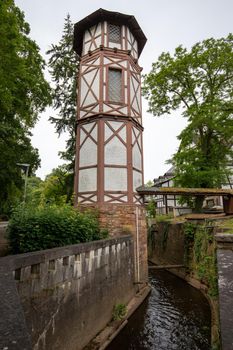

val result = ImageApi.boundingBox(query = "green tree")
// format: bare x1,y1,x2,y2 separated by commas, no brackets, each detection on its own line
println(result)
25,166,74,207
143,35,233,210
40,165,74,205
47,14,79,171
0,0,51,215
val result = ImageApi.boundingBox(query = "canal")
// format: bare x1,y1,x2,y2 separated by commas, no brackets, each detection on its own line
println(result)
108,269,211,350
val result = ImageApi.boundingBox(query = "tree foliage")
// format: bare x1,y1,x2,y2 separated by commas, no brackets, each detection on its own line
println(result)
26,165,74,206
47,14,79,169
0,0,51,214
143,35,233,193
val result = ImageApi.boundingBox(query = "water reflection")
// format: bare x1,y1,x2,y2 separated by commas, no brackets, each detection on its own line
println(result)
107,270,211,350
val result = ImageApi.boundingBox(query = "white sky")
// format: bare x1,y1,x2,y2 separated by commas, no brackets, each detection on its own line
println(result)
15,0,233,181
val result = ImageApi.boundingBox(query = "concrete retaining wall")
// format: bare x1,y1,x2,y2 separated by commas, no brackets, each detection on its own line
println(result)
0,236,135,350
215,234,233,350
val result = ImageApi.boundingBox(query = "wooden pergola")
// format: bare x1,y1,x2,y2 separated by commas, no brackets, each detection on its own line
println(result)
137,186,233,215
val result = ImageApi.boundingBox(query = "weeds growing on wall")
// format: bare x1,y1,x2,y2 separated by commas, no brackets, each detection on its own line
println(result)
184,221,218,297
7,204,108,254
161,221,170,251
112,303,127,321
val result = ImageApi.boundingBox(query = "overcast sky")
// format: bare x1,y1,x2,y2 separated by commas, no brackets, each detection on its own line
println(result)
15,0,233,181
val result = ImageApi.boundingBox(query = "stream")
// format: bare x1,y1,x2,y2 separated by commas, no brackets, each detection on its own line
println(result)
107,269,211,350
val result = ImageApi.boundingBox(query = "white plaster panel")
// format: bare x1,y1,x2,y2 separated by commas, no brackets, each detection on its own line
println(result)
104,34,107,46
91,105,99,113
132,96,139,113
84,29,91,42
125,88,128,104
105,124,113,141
133,40,138,55
83,123,95,133
118,126,126,142
119,61,127,69
84,69,96,86
105,168,127,191
79,168,97,192
119,106,128,115
104,57,113,65
91,73,100,99
132,127,140,142
80,129,86,144
103,67,107,83
80,138,97,167
133,170,142,191
95,23,101,36
103,104,110,113
93,57,100,66
84,91,96,106
104,195,127,203
91,125,98,141
95,36,101,47
90,25,96,36
124,72,128,85
130,77,135,104
109,121,123,131
109,42,121,49
103,104,122,114
136,88,141,113
103,21,107,34
79,111,86,119
105,137,126,165
133,143,142,170
80,78,89,105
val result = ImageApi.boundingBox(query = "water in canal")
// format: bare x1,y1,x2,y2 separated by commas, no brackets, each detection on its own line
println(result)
107,269,211,350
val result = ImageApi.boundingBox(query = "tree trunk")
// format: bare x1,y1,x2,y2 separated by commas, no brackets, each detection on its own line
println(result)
194,195,205,213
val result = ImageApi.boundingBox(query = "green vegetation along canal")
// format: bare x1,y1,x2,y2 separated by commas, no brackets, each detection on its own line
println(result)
108,269,211,349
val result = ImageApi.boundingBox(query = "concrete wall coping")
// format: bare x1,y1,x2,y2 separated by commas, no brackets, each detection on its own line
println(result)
0,235,132,271
215,233,233,244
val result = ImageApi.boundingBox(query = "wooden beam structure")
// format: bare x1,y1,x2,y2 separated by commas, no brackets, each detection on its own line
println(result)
137,186,233,215
137,186,233,197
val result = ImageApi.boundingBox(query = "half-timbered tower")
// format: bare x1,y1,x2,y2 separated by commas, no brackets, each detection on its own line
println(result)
73,9,148,282
73,8,146,206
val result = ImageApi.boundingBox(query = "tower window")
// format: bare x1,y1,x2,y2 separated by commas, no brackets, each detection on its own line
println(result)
108,68,122,102
109,24,121,43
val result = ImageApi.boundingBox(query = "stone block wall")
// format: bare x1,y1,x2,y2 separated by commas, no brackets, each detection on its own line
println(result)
148,222,185,266
78,204,148,284
0,236,135,350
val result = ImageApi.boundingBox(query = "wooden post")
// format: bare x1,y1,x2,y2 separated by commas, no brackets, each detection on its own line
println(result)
165,195,168,214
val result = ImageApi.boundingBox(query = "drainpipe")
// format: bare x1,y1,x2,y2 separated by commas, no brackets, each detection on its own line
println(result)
135,206,140,283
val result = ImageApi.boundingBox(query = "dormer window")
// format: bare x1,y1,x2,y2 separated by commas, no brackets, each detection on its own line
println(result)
109,24,121,43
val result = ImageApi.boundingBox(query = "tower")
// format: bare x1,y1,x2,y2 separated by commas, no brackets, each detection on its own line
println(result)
73,9,148,282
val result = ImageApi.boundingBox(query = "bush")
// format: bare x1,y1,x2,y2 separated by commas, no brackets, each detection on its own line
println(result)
7,205,108,254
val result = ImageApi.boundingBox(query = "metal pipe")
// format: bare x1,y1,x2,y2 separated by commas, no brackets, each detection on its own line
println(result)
136,206,140,283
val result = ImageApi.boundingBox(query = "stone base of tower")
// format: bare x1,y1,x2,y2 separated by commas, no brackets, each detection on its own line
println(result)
77,203,148,284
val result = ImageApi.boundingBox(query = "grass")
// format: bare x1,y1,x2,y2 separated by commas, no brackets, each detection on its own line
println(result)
218,218,233,232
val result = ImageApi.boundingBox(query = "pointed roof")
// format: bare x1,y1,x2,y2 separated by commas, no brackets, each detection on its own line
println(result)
73,8,147,57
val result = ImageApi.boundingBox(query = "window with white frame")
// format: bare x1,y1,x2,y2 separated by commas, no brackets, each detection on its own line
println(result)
108,68,122,102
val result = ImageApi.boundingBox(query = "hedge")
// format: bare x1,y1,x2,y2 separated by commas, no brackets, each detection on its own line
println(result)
7,205,108,254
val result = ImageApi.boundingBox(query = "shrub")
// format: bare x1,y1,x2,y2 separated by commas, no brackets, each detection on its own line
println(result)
7,205,108,254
